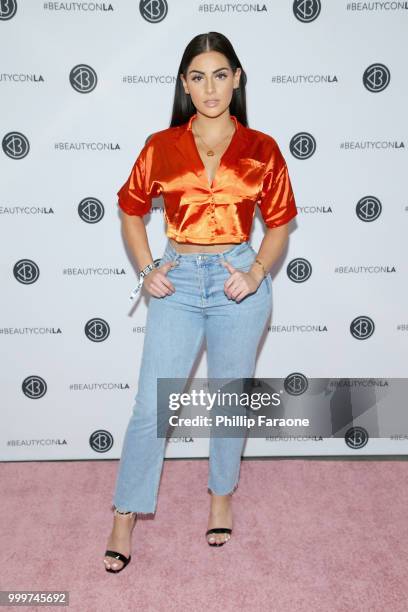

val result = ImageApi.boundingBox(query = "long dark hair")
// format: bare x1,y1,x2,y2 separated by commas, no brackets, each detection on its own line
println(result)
170,32,248,128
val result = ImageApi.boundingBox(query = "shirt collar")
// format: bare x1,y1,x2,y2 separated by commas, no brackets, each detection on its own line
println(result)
174,111,249,178
186,113,240,133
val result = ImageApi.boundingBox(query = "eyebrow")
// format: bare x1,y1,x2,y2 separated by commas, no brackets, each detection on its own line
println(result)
188,66,230,75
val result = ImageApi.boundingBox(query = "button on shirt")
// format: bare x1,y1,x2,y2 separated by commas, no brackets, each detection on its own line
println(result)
117,113,298,244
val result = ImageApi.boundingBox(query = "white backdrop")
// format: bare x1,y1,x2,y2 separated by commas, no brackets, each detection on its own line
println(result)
1,0,407,460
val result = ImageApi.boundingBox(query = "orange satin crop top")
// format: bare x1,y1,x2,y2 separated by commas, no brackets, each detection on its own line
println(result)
117,113,298,244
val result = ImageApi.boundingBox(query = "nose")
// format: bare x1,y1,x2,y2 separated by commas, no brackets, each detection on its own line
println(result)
204,77,216,95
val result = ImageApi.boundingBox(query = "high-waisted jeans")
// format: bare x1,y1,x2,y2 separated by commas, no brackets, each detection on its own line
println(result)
112,239,273,513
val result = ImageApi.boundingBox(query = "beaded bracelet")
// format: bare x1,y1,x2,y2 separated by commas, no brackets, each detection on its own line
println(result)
254,258,267,278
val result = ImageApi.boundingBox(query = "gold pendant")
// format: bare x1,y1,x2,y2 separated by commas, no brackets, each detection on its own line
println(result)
206,150,215,156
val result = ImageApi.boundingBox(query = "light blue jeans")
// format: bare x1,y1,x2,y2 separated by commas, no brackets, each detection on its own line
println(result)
112,239,273,513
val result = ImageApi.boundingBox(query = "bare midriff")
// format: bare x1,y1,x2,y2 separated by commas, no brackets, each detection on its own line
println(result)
169,238,240,254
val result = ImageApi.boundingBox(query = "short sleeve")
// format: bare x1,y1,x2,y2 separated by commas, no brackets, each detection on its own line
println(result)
258,142,298,228
117,143,152,216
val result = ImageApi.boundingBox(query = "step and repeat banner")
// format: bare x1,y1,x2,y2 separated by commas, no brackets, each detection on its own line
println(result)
1,1,407,461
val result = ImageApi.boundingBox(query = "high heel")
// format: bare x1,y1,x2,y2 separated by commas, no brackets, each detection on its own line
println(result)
205,527,232,547
104,508,136,573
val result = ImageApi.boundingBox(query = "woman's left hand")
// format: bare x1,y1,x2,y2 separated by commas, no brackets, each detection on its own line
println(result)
221,260,263,303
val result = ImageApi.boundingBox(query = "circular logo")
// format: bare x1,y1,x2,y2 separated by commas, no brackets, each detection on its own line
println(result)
69,64,98,93
287,258,312,282
289,132,316,160
284,373,309,396
85,318,110,342
350,316,375,340
13,259,40,284
293,0,321,22
140,0,168,23
2,132,30,159
89,430,114,453
22,375,47,399
345,426,369,449
363,63,390,93
78,198,105,224
356,196,382,222
0,0,17,20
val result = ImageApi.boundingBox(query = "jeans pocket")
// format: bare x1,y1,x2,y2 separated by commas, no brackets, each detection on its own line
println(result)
158,251,171,266
151,253,179,299
227,250,256,272
159,252,179,269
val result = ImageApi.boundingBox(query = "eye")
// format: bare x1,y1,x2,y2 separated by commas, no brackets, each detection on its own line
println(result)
191,72,228,83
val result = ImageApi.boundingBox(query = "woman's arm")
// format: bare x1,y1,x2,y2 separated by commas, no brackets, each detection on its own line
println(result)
249,224,290,283
121,212,176,298
121,212,155,271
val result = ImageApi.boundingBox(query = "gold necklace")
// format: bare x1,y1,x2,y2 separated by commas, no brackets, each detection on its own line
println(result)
193,126,236,157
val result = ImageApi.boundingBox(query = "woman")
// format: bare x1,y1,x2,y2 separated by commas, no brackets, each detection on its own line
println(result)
104,31,297,572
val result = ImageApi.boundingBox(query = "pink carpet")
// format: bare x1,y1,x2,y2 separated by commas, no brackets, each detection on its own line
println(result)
1,457,407,612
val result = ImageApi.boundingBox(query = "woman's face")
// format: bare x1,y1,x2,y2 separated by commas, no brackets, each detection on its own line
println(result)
181,51,241,117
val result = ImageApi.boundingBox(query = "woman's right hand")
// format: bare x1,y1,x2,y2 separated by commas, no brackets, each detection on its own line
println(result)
142,261,177,298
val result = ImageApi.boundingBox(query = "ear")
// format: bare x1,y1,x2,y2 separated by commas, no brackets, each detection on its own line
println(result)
233,67,241,88
180,73,189,96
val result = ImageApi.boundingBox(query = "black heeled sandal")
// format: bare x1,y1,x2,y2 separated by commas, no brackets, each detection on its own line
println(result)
104,508,136,573
104,549,132,573
205,527,232,547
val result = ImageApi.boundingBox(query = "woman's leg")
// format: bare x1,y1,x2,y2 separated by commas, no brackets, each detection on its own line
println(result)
205,265,272,543
112,296,205,513
206,285,272,495
104,292,204,570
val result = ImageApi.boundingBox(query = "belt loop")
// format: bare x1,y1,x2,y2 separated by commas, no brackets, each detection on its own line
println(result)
167,239,180,264
219,251,227,264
